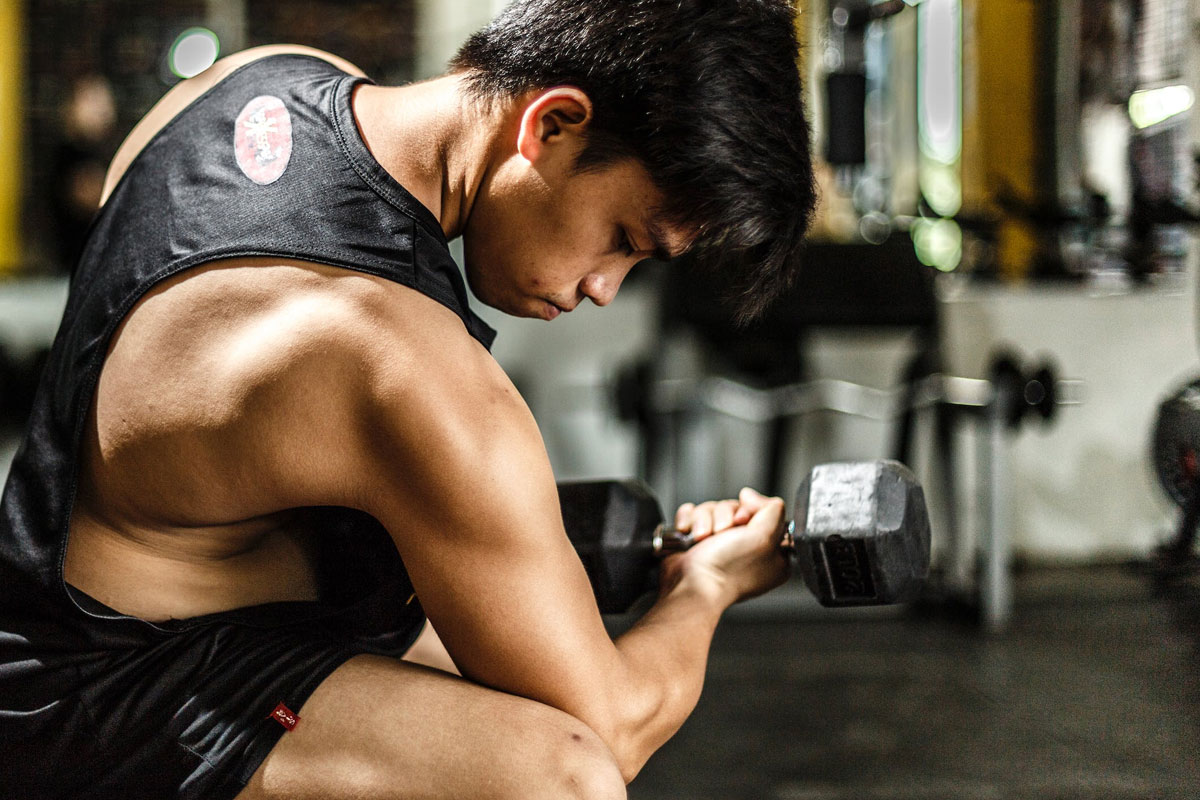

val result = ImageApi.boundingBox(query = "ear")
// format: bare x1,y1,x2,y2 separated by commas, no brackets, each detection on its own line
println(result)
515,87,594,165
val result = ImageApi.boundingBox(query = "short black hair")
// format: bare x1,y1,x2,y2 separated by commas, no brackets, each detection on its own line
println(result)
451,0,817,324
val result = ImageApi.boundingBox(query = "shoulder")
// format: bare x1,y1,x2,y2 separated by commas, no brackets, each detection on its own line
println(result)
346,276,528,457
322,277,544,524
217,44,368,80
202,265,526,512
100,45,367,206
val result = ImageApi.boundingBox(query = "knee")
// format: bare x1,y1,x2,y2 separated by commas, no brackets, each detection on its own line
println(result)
550,723,627,800
520,714,624,800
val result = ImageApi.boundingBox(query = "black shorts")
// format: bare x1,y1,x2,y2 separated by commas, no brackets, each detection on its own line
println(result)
0,517,425,800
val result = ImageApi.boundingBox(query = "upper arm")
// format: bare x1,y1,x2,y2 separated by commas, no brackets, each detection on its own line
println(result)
169,280,642,743
350,311,633,733
101,45,367,206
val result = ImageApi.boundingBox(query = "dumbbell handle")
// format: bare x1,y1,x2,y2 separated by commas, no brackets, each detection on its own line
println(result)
560,461,929,612
651,523,797,556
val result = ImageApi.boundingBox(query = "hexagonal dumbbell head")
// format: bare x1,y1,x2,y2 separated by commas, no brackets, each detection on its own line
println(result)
792,460,931,607
558,480,664,614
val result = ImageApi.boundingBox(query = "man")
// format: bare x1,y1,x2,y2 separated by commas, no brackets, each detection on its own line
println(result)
0,1,817,797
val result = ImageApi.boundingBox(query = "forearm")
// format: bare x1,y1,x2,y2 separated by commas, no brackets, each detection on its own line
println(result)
604,573,729,781
587,494,788,779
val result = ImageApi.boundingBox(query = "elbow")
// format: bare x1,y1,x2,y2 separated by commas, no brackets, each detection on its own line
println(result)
598,682,682,784
572,717,641,784
596,729,645,785
574,655,701,784
612,745,648,785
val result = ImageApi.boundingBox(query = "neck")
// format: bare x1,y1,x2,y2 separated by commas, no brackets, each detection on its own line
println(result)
352,74,500,240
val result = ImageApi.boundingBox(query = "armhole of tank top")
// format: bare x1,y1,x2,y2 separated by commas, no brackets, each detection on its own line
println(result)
98,53,363,211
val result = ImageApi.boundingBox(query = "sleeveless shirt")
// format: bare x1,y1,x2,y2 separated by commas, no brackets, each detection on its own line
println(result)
0,53,495,718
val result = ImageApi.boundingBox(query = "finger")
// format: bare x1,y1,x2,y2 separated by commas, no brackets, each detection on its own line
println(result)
674,502,696,532
712,500,738,534
691,499,742,544
691,500,726,538
736,487,774,516
732,494,756,526
692,502,714,538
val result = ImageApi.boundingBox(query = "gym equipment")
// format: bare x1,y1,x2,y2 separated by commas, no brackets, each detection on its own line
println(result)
987,352,1061,429
1151,378,1200,566
616,352,1077,443
558,460,931,614
614,340,1080,632
1153,378,1200,507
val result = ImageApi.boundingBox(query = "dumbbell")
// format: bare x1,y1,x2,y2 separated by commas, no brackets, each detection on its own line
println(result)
558,460,931,613
988,352,1062,428
1153,377,1200,509
1151,377,1200,565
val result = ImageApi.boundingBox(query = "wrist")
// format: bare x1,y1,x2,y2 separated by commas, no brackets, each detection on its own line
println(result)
658,560,734,613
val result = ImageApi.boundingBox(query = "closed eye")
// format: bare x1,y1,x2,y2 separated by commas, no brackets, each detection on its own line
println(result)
617,228,636,257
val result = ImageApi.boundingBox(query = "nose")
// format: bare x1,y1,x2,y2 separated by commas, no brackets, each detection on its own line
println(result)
580,263,630,307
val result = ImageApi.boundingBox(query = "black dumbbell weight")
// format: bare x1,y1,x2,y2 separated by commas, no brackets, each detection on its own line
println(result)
557,479,665,614
1150,378,1200,566
1152,378,1200,508
558,460,931,613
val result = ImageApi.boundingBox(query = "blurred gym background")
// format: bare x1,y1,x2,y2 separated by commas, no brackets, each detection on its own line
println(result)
1,1,1199,797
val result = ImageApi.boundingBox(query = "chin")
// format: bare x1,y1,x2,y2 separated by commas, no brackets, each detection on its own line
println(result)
516,300,558,321
460,261,550,320
475,289,542,320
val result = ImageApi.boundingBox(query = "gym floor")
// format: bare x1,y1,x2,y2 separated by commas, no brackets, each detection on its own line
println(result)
626,565,1200,800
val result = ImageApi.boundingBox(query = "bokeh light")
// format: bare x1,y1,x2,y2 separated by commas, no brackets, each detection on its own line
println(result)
911,217,963,272
1128,85,1194,130
169,28,220,79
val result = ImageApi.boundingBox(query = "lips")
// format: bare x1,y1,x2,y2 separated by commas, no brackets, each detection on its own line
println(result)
541,300,576,320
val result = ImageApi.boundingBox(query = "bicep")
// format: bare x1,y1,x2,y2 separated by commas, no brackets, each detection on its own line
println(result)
363,361,625,725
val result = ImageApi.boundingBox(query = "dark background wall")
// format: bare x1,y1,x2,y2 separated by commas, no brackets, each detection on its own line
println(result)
22,0,416,273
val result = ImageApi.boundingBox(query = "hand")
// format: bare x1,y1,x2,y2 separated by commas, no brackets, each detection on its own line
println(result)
662,488,791,608
672,487,775,543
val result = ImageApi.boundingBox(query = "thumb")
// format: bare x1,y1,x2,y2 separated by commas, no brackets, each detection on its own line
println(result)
746,496,786,537
734,487,773,522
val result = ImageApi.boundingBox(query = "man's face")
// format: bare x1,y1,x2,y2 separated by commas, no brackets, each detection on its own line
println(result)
460,89,689,320
462,156,686,320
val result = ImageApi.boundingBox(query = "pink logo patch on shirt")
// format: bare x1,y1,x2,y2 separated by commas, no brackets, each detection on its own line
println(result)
234,95,293,186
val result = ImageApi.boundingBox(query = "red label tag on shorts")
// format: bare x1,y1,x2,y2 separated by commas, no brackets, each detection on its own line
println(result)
268,701,300,731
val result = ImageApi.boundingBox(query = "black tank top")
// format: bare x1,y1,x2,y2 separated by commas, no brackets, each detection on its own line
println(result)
0,55,495,652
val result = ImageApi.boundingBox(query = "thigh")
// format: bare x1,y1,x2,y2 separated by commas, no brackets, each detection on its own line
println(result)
234,653,626,800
